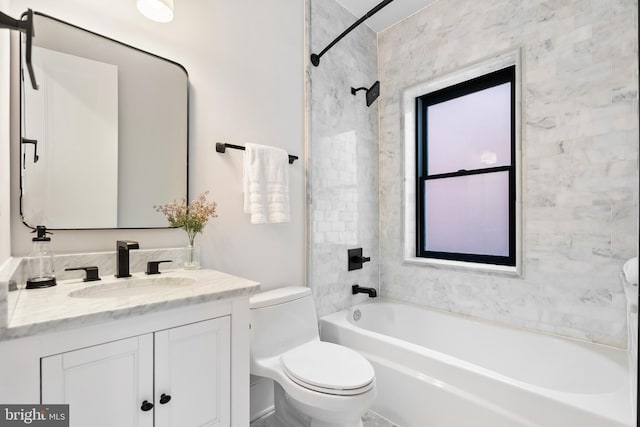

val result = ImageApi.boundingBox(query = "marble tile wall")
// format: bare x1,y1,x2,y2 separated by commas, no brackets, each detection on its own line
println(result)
0,286,4,329
309,0,380,317
629,304,638,418
378,0,638,347
0,259,21,329
7,247,188,288
0,248,188,329
625,276,638,417
0,278,6,329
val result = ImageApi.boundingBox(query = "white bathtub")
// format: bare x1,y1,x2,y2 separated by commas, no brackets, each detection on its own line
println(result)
320,299,633,427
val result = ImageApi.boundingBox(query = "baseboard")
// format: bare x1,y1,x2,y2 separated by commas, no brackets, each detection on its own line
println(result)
250,376,274,422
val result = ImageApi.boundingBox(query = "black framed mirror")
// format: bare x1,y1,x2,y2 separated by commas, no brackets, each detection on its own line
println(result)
19,11,188,229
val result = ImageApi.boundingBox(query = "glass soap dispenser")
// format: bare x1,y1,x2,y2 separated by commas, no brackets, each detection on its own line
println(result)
25,225,57,289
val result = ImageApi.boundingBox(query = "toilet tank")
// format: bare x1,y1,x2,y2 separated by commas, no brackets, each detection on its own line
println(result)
250,287,319,361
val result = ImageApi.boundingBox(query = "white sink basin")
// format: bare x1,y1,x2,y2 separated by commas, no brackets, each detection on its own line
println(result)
69,276,196,299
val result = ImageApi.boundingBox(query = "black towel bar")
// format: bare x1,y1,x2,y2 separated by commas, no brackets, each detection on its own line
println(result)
216,142,298,164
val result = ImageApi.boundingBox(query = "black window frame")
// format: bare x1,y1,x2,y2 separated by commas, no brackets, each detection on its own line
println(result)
415,65,516,267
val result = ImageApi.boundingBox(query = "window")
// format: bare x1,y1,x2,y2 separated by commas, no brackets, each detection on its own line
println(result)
415,66,516,266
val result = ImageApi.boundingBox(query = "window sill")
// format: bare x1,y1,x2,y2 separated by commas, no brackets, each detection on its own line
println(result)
402,256,521,278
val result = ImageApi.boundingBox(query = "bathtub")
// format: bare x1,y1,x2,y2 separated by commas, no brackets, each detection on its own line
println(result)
320,299,633,427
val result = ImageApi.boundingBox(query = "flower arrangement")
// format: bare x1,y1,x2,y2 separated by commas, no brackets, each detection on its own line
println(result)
154,191,218,247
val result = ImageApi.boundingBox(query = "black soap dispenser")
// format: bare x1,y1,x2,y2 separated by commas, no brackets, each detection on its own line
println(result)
25,225,57,289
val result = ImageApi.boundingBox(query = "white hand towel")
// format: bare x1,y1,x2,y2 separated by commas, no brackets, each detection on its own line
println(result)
243,143,290,224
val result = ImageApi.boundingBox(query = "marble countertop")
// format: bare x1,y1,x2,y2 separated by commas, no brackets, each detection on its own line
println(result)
1,268,260,341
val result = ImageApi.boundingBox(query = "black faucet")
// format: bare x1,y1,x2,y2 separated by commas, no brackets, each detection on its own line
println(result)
348,248,371,271
65,266,101,282
352,284,377,298
116,240,139,278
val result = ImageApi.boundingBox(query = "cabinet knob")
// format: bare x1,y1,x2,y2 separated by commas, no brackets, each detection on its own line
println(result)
159,393,172,404
140,400,154,412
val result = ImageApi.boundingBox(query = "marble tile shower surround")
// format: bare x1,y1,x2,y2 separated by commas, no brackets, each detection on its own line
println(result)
309,0,380,317
377,0,638,347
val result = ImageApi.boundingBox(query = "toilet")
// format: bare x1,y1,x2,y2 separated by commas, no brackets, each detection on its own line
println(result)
249,286,376,427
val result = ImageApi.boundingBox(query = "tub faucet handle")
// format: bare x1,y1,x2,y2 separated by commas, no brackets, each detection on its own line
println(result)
348,248,371,271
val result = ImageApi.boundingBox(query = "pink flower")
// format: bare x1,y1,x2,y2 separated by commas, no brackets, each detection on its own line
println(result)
154,191,218,244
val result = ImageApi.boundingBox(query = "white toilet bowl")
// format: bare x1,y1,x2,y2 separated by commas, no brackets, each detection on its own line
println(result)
249,287,376,427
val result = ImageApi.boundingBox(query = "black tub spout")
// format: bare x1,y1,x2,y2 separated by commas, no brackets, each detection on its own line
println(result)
352,284,377,298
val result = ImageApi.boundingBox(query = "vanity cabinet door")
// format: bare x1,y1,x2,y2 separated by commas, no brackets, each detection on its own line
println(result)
41,335,154,427
154,316,231,427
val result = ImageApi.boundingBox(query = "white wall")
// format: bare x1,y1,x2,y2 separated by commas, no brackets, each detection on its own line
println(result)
6,0,305,289
0,0,11,331
0,0,11,265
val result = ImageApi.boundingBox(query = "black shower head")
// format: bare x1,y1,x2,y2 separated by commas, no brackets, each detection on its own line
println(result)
351,81,380,107
366,81,380,106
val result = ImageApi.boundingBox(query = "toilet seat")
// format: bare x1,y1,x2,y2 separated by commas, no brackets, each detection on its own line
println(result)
282,341,375,396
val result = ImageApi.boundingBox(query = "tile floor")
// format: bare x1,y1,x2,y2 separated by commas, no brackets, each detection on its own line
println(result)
250,410,398,426
362,411,399,426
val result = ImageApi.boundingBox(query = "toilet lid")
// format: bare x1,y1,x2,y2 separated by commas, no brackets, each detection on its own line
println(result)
282,341,375,395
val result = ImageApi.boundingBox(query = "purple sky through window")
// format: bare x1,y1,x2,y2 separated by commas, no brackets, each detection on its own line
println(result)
427,82,511,175
424,172,510,256
424,171,509,256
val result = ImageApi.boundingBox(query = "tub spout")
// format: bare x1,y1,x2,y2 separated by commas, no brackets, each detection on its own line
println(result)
352,284,377,298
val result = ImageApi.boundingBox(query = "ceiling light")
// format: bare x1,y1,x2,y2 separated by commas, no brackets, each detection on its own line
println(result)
137,0,174,23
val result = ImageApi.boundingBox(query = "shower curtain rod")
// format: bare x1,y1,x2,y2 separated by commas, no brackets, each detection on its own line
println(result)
0,9,38,89
310,0,394,67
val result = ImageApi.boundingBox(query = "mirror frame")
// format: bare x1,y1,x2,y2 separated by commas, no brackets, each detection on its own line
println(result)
18,11,189,230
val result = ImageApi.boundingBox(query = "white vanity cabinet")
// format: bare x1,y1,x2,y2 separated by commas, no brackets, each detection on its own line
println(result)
154,317,231,427
41,334,154,427
41,316,231,427
0,268,257,425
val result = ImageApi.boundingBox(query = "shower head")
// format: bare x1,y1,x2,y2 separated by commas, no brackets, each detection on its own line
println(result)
351,81,380,107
